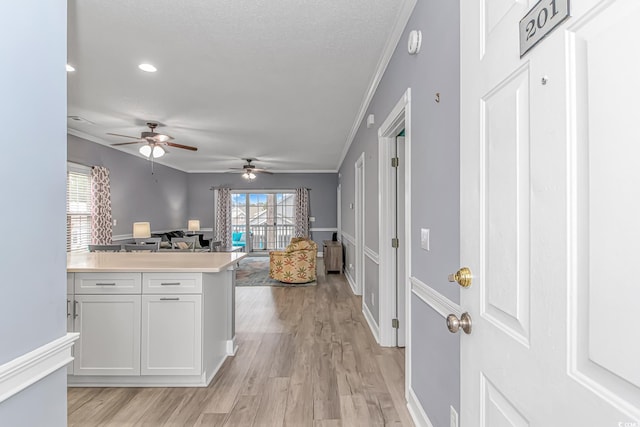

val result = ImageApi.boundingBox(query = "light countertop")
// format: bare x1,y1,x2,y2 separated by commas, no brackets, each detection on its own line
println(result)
67,252,246,273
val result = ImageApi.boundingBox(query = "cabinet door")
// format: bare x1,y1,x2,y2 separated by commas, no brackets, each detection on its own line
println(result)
141,295,202,376
73,294,141,376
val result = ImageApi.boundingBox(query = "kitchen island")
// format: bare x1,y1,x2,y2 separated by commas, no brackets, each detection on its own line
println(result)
66,251,245,387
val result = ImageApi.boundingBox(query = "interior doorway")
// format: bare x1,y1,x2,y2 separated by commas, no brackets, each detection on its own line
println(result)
378,89,411,351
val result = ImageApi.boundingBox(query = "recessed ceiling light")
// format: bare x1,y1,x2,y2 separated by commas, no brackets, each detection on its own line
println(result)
66,64,75,72
138,63,157,73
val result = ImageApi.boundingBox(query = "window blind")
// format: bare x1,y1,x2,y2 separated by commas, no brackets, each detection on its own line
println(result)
67,168,92,252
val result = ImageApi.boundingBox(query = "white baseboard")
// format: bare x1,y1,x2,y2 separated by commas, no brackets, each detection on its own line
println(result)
0,333,78,403
407,387,435,427
362,302,380,344
226,337,238,356
345,269,357,294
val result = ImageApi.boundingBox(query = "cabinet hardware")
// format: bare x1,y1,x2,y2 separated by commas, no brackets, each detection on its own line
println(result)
67,299,71,317
161,282,181,286
73,300,79,319
160,297,180,301
96,283,116,286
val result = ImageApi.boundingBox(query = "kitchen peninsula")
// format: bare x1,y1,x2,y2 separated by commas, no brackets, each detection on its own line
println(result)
66,251,245,387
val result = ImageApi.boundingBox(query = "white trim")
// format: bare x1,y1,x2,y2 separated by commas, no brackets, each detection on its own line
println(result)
364,246,380,264
337,184,342,242
410,276,462,319
337,0,418,168
67,161,91,174
378,89,411,349
309,227,338,232
362,303,380,344
226,337,238,356
344,268,357,295
191,169,338,174
354,153,365,296
0,333,78,403
341,231,355,245
407,387,435,427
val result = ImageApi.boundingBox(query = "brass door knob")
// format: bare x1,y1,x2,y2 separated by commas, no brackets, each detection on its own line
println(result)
448,267,472,288
447,312,472,334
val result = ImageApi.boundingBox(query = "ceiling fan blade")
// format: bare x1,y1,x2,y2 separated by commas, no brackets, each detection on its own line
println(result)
106,132,142,139
111,141,143,146
166,142,197,151
254,169,273,174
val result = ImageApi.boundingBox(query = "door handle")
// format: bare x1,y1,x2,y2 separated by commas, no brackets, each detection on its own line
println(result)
448,267,472,288
447,312,472,334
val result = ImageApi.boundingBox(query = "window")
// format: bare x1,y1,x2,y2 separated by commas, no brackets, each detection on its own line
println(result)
231,191,295,251
67,164,92,252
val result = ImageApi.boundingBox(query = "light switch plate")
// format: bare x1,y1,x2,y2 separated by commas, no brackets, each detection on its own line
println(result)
309,216,316,222
421,228,430,251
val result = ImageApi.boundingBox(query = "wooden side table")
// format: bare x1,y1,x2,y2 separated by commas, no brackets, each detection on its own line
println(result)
323,240,343,274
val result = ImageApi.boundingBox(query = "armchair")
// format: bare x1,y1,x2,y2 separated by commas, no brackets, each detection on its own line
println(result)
269,237,317,284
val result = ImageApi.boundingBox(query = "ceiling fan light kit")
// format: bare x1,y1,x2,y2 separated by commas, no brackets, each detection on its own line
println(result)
108,122,197,159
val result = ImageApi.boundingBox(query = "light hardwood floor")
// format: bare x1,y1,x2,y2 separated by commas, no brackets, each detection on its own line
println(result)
68,261,413,426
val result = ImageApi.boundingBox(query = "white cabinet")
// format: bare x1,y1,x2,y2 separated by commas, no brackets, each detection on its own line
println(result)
141,295,202,375
142,272,202,294
73,294,141,376
75,272,141,294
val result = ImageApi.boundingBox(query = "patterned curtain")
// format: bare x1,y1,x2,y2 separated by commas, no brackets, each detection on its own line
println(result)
91,166,113,244
294,187,310,238
215,188,232,247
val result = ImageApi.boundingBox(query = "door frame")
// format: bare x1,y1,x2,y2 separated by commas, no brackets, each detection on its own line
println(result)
378,89,412,355
354,153,365,296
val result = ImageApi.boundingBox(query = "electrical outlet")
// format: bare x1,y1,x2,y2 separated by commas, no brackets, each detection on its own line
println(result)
450,406,458,427
309,216,316,222
349,263,353,270
113,219,117,226
371,292,375,305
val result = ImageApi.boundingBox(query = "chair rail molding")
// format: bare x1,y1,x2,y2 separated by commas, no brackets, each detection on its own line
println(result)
0,333,78,403
341,231,355,245
410,276,462,318
364,246,380,264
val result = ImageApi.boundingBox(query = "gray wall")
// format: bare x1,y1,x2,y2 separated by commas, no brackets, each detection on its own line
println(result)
187,172,338,246
68,135,190,235
0,1,68,425
338,0,461,424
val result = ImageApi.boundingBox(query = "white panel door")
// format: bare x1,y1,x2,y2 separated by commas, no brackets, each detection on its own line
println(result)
141,295,202,376
73,294,141,376
460,0,640,425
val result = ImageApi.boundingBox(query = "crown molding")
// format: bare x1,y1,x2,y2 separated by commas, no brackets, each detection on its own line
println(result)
337,0,417,170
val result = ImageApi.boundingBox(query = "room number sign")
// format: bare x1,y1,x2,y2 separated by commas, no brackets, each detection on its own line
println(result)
519,0,570,57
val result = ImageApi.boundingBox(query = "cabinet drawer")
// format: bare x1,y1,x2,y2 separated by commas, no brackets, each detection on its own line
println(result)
75,273,142,294
142,273,202,294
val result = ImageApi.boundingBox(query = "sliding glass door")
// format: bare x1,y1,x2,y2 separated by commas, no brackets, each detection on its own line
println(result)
231,191,295,251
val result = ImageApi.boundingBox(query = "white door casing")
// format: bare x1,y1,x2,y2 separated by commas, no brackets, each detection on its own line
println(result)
460,0,640,425
355,153,365,296
378,90,411,349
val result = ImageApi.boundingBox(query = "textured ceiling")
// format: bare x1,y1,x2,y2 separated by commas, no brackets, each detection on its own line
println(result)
67,0,408,172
